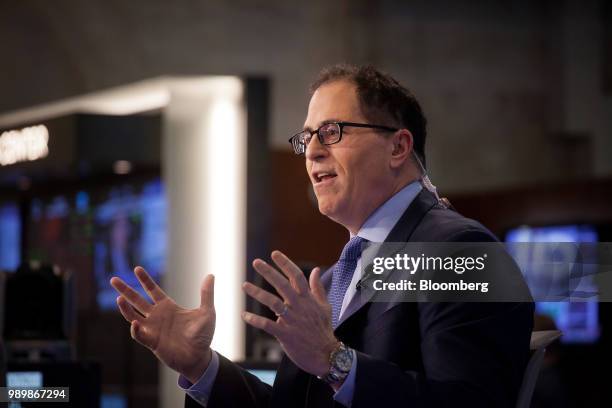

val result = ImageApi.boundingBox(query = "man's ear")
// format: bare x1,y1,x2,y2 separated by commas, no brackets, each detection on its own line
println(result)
389,129,413,169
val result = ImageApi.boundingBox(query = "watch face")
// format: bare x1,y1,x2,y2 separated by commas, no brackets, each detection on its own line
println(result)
335,349,353,372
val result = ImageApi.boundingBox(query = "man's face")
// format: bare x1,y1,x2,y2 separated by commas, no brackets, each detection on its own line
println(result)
303,80,396,233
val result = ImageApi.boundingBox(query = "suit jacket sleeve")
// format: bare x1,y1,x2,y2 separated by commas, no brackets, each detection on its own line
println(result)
352,229,534,408
185,354,272,408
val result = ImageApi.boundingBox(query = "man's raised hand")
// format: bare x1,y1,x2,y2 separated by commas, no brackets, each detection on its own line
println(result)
242,251,339,378
110,267,216,384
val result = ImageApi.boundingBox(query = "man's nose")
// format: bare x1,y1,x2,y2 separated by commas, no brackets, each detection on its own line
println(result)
305,135,328,161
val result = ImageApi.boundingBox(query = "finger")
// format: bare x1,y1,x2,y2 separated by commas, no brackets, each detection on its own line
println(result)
130,320,156,350
134,266,167,303
242,282,286,316
309,267,327,304
252,259,295,302
271,251,309,295
116,296,145,323
200,274,215,309
110,276,153,315
241,311,282,338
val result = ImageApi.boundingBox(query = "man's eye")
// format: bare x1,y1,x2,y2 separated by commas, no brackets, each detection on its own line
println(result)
319,126,339,138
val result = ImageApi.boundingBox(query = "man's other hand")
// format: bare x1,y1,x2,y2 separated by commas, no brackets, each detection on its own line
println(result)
110,267,216,384
242,251,339,379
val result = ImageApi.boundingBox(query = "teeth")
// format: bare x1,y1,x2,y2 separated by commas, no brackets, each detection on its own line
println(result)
315,172,334,182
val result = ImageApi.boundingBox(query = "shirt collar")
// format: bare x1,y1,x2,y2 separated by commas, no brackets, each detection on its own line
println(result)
352,181,423,242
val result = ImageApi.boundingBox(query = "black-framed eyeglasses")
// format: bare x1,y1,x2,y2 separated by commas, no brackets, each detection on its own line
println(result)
288,121,398,155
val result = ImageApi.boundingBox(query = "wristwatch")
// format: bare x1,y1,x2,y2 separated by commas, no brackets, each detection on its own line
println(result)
319,342,354,385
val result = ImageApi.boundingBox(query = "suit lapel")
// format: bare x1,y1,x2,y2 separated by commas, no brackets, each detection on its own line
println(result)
334,189,438,330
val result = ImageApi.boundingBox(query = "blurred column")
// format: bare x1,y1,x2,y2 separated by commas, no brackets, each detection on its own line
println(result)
161,78,246,408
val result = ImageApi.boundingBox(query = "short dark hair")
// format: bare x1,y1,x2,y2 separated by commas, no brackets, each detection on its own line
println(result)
310,64,428,167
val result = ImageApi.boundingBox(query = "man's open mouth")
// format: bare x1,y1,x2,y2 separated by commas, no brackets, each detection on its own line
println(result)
313,171,337,184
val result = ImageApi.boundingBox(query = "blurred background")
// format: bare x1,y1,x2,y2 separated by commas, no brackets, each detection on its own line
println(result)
0,0,611,407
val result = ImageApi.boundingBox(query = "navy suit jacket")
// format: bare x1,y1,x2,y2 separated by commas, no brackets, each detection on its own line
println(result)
186,189,534,407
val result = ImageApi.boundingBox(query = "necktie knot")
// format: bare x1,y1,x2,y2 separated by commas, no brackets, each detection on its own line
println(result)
340,236,367,262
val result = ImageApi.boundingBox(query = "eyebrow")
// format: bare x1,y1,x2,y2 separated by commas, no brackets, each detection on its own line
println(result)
303,118,342,132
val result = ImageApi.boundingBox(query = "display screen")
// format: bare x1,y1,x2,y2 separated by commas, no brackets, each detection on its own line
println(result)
6,371,43,408
93,180,167,310
101,393,127,408
246,369,276,386
0,202,21,271
6,362,100,407
6,371,43,387
505,224,600,344
27,178,167,311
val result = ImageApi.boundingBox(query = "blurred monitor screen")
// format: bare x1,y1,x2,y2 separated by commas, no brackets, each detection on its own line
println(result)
6,371,43,387
7,362,100,407
238,362,277,386
247,369,276,386
505,224,599,344
101,393,127,408
93,179,167,310
6,371,43,408
27,178,167,311
0,202,21,271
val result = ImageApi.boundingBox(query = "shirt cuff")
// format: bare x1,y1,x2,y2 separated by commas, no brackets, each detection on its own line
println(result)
333,349,357,407
177,350,220,407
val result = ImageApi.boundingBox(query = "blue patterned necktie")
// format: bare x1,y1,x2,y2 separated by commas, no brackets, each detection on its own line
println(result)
328,236,367,328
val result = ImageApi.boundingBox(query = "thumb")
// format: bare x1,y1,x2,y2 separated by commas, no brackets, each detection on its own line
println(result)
200,274,215,309
309,267,326,303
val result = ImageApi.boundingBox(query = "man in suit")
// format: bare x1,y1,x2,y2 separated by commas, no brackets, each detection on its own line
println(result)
111,64,533,407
